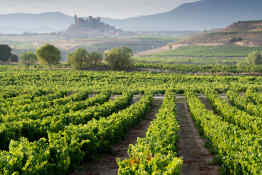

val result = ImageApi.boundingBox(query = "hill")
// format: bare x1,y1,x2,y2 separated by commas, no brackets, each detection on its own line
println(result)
1,0,262,34
225,20,262,32
178,20,262,46
65,15,123,37
103,0,262,31
0,12,72,34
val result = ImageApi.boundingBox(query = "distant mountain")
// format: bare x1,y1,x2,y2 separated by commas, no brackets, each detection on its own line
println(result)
102,0,262,31
0,12,72,34
1,0,262,34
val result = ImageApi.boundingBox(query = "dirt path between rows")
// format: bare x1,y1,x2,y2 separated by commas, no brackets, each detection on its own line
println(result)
109,94,121,100
70,96,163,175
199,94,231,109
176,96,219,175
198,96,213,111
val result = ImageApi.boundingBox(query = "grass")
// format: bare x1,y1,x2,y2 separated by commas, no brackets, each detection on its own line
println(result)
132,56,246,64
151,45,262,57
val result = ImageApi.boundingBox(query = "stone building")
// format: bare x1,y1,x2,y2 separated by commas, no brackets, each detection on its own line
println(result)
65,14,122,37
74,15,102,27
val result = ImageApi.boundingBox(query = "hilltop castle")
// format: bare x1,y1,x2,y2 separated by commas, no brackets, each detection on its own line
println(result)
74,15,102,27
65,14,122,37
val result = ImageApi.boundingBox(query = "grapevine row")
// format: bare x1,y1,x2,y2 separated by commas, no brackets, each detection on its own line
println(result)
227,90,262,118
0,93,153,175
0,92,132,149
186,91,262,175
204,90,262,134
0,90,69,115
1,91,110,122
244,88,262,105
117,91,183,175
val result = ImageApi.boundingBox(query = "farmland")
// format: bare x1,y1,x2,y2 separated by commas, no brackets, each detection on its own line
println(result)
132,56,245,65
139,45,262,58
0,33,177,61
133,45,262,72
0,67,262,174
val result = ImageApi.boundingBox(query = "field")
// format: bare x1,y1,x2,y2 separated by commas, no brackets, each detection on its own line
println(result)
132,56,245,64
0,33,177,61
133,44,262,73
0,67,262,174
147,45,262,57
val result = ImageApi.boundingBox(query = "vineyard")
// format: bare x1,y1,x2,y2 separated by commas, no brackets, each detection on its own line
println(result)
0,68,262,175
152,45,262,57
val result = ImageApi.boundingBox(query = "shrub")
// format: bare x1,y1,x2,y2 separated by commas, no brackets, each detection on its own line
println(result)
10,54,18,62
229,37,243,43
68,49,103,70
104,47,133,70
68,48,88,70
36,44,61,66
0,45,12,62
19,52,37,67
247,51,262,65
88,52,103,65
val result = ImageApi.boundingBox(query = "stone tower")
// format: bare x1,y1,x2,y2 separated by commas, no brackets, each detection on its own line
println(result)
74,14,79,24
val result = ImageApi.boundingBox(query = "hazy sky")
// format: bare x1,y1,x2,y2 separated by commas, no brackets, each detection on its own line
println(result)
0,0,198,18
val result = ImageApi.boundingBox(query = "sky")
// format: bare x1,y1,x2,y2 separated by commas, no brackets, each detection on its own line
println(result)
0,0,198,18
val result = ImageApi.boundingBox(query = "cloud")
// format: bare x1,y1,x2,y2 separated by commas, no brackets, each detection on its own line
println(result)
0,0,198,18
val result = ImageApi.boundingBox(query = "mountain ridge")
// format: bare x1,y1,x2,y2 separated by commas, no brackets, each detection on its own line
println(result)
1,0,262,34
103,0,262,31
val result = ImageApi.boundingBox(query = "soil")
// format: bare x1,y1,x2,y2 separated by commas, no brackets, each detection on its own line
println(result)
70,96,163,175
135,43,225,57
88,93,98,98
176,96,220,175
109,94,122,100
132,94,142,103
198,96,213,111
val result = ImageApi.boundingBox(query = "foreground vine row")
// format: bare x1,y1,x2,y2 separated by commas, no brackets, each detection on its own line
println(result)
186,91,262,175
0,93,152,175
118,91,182,174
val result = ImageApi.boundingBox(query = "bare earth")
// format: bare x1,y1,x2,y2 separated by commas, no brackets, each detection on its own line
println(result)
136,43,188,56
176,96,220,175
198,96,213,111
70,96,163,175
136,42,224,57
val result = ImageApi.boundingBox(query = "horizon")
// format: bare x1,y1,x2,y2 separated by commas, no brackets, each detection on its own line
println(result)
0,0,198,19
0,0,261,34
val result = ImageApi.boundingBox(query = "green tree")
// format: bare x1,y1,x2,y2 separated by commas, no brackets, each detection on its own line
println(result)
247,51,262,65
68,49,103,70
88,52,103,65
104,47,133,70
68,48,88,70
19,52,37,67
9,54,18,62
168,44,173,50
36,44,61,66
0,45,12,62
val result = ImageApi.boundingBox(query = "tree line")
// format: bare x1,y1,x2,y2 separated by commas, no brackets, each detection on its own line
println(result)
0,45,18,63
0,44,133,70
1,43,262,70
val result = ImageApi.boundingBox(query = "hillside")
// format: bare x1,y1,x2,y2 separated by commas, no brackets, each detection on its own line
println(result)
225,20,262,32
179,20,262,46
65,15,123,37
103,0,262,31
0,12,72,34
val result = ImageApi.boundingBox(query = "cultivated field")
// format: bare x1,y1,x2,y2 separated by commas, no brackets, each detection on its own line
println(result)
0,34,177,61
0,68,262,174
154,45,262,57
